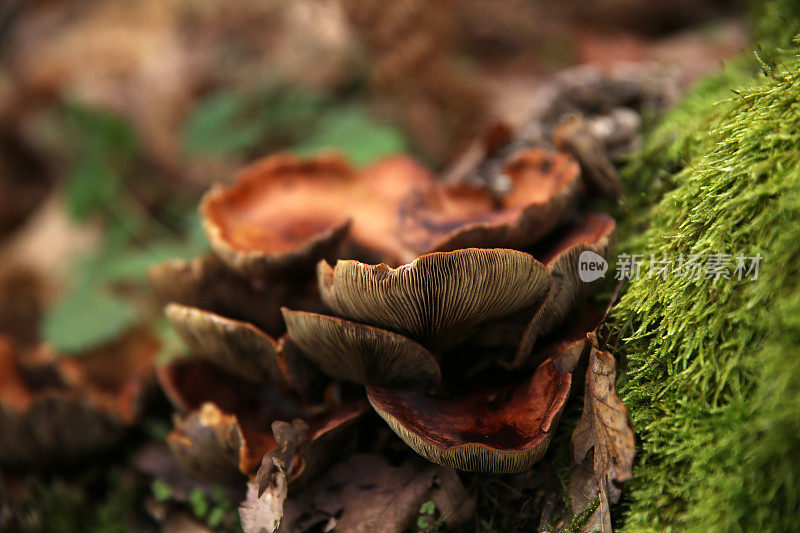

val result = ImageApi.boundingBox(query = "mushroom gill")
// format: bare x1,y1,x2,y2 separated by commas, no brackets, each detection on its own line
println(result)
318,248,551,349
282,308,441,390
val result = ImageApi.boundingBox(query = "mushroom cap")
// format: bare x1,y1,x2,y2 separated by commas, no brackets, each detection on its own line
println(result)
149,253,322,337
167,402,249,483
200,153,434,277
367,358,571,473
397,148,583,255
282,308,440,390
345,155,436,263
165,303,285,387
158,357,366,481
158,357,292,479
199,149,585,272
201,154,353,279
510,213,616,367
318,248,551,349
0,331,158,466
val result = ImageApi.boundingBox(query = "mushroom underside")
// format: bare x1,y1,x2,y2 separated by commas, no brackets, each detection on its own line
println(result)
282,308,441,390
319,248,551,349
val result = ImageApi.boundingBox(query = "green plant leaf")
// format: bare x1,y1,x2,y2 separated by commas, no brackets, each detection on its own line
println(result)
182,91,263,156
151,479,173,503
61,104,137,221
91,238,207,284
183,86,330,158
206,507,226,529
295,105,407,166
65,142,123,220
257,85,329,139
188,489,209,519
420,501,436,515
40,283,136,354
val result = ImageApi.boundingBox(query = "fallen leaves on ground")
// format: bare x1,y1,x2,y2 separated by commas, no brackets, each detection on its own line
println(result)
569,336,635,532
242,452,474,533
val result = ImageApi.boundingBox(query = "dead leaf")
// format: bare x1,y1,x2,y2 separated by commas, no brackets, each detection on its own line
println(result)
240,477,288,533
569,341,634,532
239,419,309,533
281,453,474,533
256,419,309,497
568,448,611,533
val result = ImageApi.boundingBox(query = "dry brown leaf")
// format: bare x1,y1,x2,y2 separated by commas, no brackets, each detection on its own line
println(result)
256,419,309,497
570,339,634,532
239,419,309,533
281,453,474,533
240,477,288,533
568,448,612,533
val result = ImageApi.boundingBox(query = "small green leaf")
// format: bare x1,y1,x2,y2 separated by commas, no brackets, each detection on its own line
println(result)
188,488,209,518
182,91,263,156
295,105,407,166
151,479,173,502
92,239,207,283
257,86,329,138
40,284,136,354
420,501,436,515
207,506,226,529
417,516,430,530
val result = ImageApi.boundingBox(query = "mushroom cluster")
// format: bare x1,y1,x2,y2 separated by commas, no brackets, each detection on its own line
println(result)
0,329,158,466
151,145,615,481
150,260,368,484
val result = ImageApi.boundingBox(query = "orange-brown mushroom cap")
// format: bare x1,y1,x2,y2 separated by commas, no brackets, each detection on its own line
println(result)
282,308,441,390
397,148,583,255
201,154,353,279
509,213,616,367
367,358,571,473
318,248,551,349
148,254,323,337
200,150,585,273
200,153,434,277
167,402,250,483
0,331,158,466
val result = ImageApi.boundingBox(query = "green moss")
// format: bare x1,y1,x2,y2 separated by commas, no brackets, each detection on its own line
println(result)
19,471,137,533
611,5,800,530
